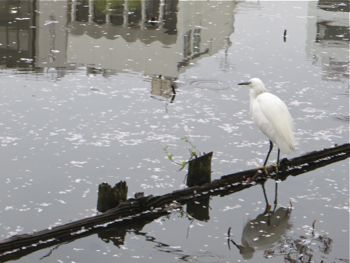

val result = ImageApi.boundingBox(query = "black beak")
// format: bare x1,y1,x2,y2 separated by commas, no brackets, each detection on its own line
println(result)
238,81,251,85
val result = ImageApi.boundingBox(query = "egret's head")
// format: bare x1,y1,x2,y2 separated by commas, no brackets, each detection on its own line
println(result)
238,78,267,95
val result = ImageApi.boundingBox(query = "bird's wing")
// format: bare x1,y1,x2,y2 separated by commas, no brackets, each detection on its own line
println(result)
256,93,295,153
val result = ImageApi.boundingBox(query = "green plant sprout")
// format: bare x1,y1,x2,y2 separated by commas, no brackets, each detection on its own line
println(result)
164,136,201,171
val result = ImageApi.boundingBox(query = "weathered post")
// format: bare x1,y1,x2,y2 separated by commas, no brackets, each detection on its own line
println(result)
186,152,213,220
186,152,213,187
97,181,128,212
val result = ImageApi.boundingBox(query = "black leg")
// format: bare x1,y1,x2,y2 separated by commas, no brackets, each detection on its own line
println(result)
261,182,270,214
263,140,273,166
272,148,281,211
273,181,278,211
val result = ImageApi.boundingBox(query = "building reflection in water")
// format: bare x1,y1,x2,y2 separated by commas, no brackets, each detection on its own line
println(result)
67,0,235,79
0,0,70,77
306,0,349,81
0,0,36,68
70,0,178,33
0,0,236,82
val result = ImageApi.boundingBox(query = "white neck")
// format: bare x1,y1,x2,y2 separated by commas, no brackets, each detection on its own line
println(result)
249,88,266,100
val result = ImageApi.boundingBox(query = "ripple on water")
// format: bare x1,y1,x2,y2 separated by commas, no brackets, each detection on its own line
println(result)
335,114,350,122
189,79,230,90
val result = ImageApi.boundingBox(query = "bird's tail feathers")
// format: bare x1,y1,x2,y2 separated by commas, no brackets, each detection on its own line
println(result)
278,133,296,154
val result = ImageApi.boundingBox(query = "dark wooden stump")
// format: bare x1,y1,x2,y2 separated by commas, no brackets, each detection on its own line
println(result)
97,181,128,212
186,152,212,220
186,152,213,187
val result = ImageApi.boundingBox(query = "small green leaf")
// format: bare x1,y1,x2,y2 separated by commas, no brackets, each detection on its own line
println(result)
179,161,187,171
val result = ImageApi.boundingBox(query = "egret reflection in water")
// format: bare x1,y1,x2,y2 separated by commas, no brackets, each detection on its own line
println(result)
228,206,292,260
227,179,292,257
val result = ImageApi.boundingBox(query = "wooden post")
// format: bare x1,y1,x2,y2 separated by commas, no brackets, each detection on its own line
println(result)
97,181,128,212
186,152,213,220
186,152,213,187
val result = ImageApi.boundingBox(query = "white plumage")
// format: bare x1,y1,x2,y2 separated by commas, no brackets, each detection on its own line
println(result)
239,78,295,165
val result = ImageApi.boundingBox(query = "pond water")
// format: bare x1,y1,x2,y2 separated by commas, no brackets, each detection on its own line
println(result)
0,1,349,262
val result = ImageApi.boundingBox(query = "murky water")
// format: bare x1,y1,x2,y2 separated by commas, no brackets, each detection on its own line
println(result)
0,1,349,262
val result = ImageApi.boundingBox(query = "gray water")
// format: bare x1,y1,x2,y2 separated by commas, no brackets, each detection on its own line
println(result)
0,1,349,262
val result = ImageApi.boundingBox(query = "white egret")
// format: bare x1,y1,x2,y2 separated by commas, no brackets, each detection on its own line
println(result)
238,78,295,210
238,78,295,167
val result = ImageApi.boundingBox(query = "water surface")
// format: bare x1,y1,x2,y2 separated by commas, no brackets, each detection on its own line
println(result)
0,1,349,262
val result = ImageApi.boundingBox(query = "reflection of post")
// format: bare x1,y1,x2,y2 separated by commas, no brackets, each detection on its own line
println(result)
141,0,146,30
193,28,201,54
88,0,94,23
186,197,210,221
71,0,76,22
47,14,57,63
106,0,111,24
123,0,129,27
158,0,165,29
98,227,127,247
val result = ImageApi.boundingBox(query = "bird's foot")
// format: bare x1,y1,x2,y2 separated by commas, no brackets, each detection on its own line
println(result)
262,166,270,176
246,167,270,184
263,203,272,215
247,168,266,183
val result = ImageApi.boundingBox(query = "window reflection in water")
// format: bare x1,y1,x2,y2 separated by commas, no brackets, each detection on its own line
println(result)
70,0,177,33
306,0,349,81
0,0,36,68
